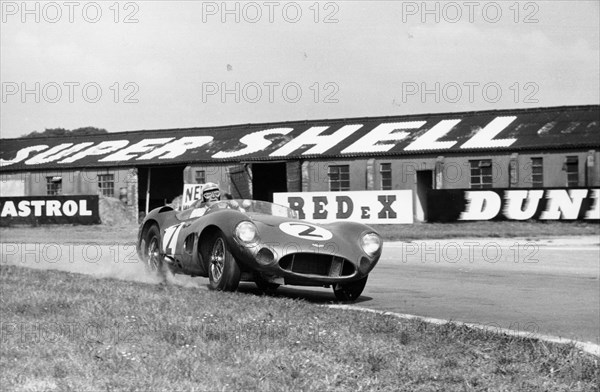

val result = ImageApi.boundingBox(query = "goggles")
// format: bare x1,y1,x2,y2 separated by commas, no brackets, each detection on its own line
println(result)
203,190,220,199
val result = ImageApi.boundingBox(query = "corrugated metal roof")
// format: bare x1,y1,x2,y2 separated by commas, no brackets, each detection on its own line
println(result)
1,105,598,172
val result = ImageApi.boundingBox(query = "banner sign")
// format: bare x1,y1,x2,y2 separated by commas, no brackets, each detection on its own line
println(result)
182,184,203,210
427,189,600,222
273,191,413,224
2,106,598,172
0,195,100,226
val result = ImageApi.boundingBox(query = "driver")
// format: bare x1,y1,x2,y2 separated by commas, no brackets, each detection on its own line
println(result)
201,182,221,205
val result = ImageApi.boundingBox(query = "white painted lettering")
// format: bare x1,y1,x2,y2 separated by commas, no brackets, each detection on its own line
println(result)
459,191,501,220
59,141,129,164
137,137,214,160
540,189,588,220
79,200,92,216
342,122,425,154
404,119,460,151
1,201,18,217
46,200,61,216
62,200,78,216
271,125,362,157
17,200,31,217
502,190,543,220
1,145,48,167
213,128,293,159
31,200,45,216
460,116,517,149
26,143,93,165
100,138,174,162
585,189,600,220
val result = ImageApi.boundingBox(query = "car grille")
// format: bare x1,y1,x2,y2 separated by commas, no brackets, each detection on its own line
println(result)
279,253,355,277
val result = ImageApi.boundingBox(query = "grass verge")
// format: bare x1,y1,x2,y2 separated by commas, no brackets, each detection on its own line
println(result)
1,265,598,391
1,220,598,245
372,220,599,241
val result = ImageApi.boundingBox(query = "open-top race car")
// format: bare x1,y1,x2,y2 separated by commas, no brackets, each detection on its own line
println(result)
137,198,383,301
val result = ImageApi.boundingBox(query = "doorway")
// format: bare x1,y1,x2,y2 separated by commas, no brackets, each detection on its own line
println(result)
252,162,288,202
416,170,434,222
138,165,186,215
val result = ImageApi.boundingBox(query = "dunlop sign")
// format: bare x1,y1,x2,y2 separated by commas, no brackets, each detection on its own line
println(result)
427,189,600,222
273,191,413,224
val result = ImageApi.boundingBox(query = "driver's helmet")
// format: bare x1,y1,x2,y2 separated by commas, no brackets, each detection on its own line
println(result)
202,182,221,203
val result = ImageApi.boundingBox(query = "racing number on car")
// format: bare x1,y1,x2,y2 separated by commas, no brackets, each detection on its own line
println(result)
279,222,333,241
163,223,184,255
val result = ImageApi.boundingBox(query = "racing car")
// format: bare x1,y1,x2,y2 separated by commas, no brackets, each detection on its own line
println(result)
137,199,383,301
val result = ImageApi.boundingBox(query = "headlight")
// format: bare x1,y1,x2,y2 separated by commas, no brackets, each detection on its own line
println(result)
361,233,382,256
235,221,259,246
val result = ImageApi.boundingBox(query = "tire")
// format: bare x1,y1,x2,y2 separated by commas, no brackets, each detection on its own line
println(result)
142,225,166,281
333,276,368,302
254,274,280,294
207,231,241,291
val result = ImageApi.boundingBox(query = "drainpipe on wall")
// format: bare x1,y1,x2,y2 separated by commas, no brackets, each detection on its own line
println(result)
145,168,151,215
435,156,444,189
587,150,595,187
509,153,519,188
301,161,310,192
366,159,375,190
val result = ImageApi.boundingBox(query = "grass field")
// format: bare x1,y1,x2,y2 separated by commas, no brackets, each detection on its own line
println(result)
1,265,598,391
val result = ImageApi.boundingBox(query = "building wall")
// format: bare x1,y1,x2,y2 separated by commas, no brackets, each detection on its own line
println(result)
2,149,597,198
1,149,597,223
12,169,133,197
302,150,599,192
183,165,230,186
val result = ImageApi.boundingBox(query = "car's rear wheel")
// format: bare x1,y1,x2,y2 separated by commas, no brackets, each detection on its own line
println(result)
333,276,368,302
207,231,241,291
142,225,166,280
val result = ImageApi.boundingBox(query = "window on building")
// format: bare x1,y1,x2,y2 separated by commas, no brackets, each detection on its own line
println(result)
195,170,206,184
98,174,115,197
531,157,543,188
380,163,392,190
565,156,579,187
46,176,62,195
328,165,350,191
469,160,493,189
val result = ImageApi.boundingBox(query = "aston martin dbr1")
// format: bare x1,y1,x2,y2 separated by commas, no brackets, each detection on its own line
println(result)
137,199,383,301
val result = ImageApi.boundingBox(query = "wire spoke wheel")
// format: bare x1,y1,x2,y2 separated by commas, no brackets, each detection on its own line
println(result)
207,231,241,291
147,236,161,272
141,225,166,282
209,238,225,282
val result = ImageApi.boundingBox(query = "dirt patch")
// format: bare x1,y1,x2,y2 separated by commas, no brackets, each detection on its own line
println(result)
99,196,136,226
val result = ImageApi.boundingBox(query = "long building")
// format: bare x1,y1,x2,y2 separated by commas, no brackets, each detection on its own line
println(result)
1,105,598,222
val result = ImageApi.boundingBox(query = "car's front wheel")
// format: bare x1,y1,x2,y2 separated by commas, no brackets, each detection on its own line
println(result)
207,231,241,291
333,276,368,302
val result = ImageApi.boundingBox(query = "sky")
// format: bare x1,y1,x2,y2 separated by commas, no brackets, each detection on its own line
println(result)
1,0,598,139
